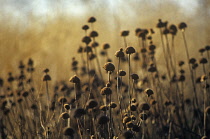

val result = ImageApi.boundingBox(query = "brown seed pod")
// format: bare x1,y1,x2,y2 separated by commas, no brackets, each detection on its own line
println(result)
163,28,170,35
63,127,75,137
123,116,131,124
200,58,208,64
60,112,70,119
178,22,187,30
98,115,109,125
103,43,110,50
91,42,99,48
22,91,29,97
103,62,115,72
115,48,125,57
109,102,117,108
121,30,129,37
140,113,148,120
156,19,164,28
100,105,108,111
149,44,156,51
150,99,157,105
126,121,134,128
58,97,68,104
189,58,196,64
131,74,139,80
72,108,86,118
82,36,92,45
86,99,98,109
84,46,92,53
69,75,80,84
100,87,112,95
140,103,150,111
118,70,126,76
82,25,89,31
125,46,136,54
144,88,154,97
135,28,142,36
169,24,177,35
43,74,51,81
89,31,99,38
88,17,96,23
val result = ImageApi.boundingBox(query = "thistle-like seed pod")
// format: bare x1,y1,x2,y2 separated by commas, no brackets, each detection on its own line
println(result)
131,74,139,80
82,25,89,31
69,75,80,84
144,88,154,97
115,48,125,57
178,22,187,30
103,62,115,72
63,127,75,137
82,36,91,45
88,17,96,23
125,46,135,54
100,87,112,95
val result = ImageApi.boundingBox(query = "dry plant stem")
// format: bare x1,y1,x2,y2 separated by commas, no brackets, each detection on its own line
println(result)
159,28,171,78
123,37,127,48
45,80,50,121
128,54,132,114
86,44,90,86
181,31,198,108
77,118,83,139
142,111,145,139
171,36,177,74
203,80,207,136
164,34,174,73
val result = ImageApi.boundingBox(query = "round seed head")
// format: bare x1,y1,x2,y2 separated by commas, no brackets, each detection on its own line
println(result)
131,74,139,80
169,24,177,35
178,22,187,30
189,58,196,64
144,88,154,97
140,113,148,120
58,97,68,104
118,70,126,76
86,99,98,108
140,103,150,111
178,61,185,67
192,63,198,69
179,75,185,82
64,104,70,110
88,17,96,23
126,121,134,128
82,25,89,31
132,125,140,132
150,28,155,34
149,44,156,51
100,105,108,111
69,75,80,83
140,47,147,53
91,41,99,48
103,43,110,50
123,116,131,124
109,102,117,108
31,104,37,110
200,58,208,64
100,87,112,95
43,74,51,81
43,68,49,73
135,28,142,36
22,91,29,97
205,45,210,51
157,19,164,28
61,112,70,119
28,58,34,66
164,100,172,106
82,36,91,45
125,46,136,54
84,46,92,53
89,31,98,38
199,48,206,53
121,30,129,37
63,127,75,137
150,99,157,105
122,130,133,139
163,28,170,35
130,104,137,111
98,115,109,125
72,108,86,118
103,62,115,72
115,48,125,57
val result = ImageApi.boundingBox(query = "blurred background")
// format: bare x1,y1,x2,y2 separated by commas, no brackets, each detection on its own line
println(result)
0,0,210,82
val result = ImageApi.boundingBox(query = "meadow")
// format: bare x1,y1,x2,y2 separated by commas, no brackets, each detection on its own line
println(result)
0,15,210,139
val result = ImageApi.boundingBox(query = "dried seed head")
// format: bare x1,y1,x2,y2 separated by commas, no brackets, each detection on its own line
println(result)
72,108,86,118
88,17,96,23
126,121,134,128
28,58,34,66
140,103,150,111
60,112,70,119
163,28,170,35
58,97,68,104
157,19,164,28
43,74,51,81
100,87,112,95
63,127,75,137
122,130,133,139
201,75,208,82
140,113,148,120
178,22,187,30
199,48,206,54
82,36,91,45
86,99,98,108
144,88,154,97
123,116,131,124
149,44,156,51
22,91,29,97
103,43,110,50
125,46,136,54
115,48,125,57
103,62,115,72
121,30,129,37
100,105,108,111
205,45,210,51
130,104,137,111
164,100,172,106
82,25,89,31
131,74,139,80
132,125,140,132
189,58,196,64
91,41,99,48
90,31,98,38
118,70,126,76
69,75,80,84
135,28,142,36
178,61,185,67
98,115,109,125
64,104,70,110
131,98,136,103
141,47,147,53
84,46,92,53
200,58,208,64
109,102,117,108
130,115,136,121
179,75,185,82
169,24,177,35
150,99,157,105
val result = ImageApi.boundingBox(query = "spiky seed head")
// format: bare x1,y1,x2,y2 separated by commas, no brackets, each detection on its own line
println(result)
86,99,98,109
125,46,136,54
43,74,51,81
140,103,150,111
63,127,75,137
88,17,96,23
178,22,187,30
144,88,154,97
118,70,126,76
82,25,89,30
69,75,80,83
100,87,112,95
98,115,109,125
82,36,91,45
90,31,98,38
103,62,115,72
131,74,139,80
200,58,208,64
115,48,125,57
121,30,129,37
61,112,70,119
103,43,110,50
